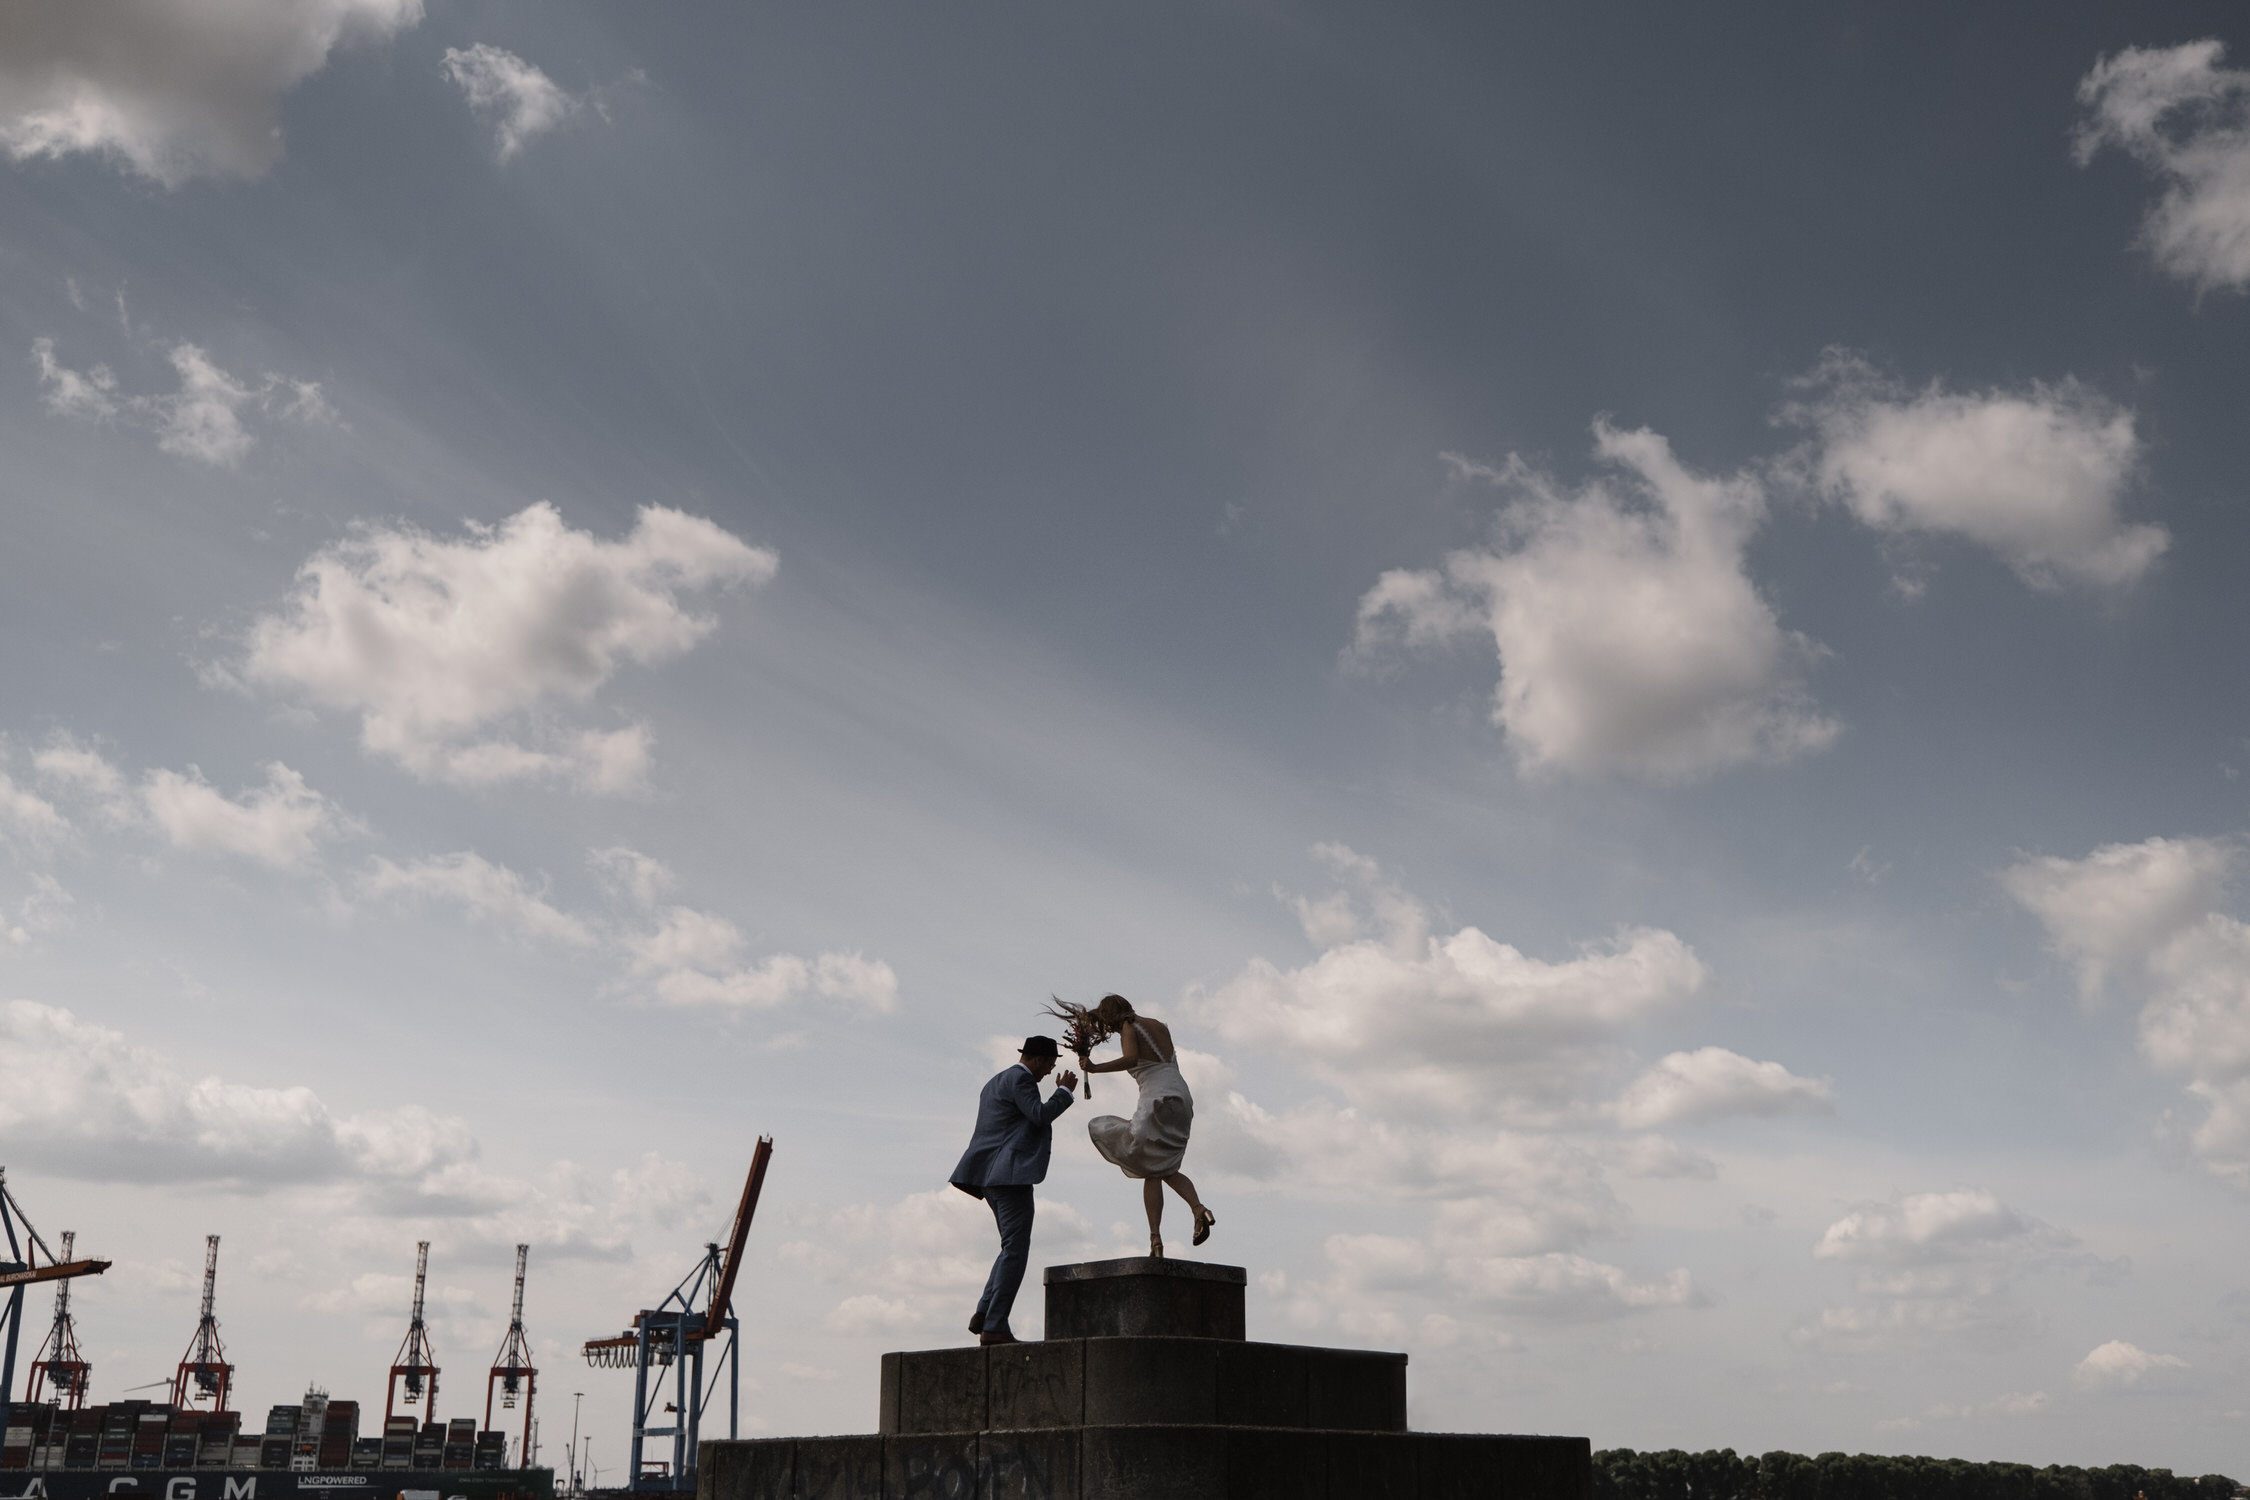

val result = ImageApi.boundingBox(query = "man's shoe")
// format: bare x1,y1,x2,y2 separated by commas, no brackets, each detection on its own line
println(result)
979,1327,1020,1346
968,1311,984,1335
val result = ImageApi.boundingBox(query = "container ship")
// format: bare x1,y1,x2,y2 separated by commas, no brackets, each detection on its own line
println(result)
0,1188,550,1500
1,1391,548,1500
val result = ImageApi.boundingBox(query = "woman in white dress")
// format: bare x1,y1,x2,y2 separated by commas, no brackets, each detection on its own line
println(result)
1076,994,1215,1258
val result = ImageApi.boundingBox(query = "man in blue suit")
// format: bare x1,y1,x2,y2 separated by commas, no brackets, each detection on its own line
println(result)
950,1035,1078,1345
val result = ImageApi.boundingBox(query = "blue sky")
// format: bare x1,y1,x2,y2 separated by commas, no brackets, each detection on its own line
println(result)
3,0,2250,1476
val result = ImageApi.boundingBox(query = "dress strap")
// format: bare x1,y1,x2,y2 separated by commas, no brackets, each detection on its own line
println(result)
1130,1020,1171,1063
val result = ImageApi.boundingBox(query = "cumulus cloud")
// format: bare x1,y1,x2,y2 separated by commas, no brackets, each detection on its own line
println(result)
1813,1190,2060,1265
1178,847,1837,1336
1279,1233,1698,1340
0,766,71,854
625,904,900,1013
2005,837,2250,1190
30,337,117,419
1354,423,1834,782
4,875,74,951
1193,845,1706,1122
2073,1338,2189,1390
0,1001,706,1268
441,44,575,161
30,737,352,869
776,1189,1095,1335
1785,353,2161,589
31,338,337,466
0,999,468,1187
240,503,775,790
1803,1190,2091,1352
141,762,350,868
2002,835,2231,1000
2075,40,2250,294
589,845,674,909
362,852,594,946
1611,1047,1833,1129
0,0,421,186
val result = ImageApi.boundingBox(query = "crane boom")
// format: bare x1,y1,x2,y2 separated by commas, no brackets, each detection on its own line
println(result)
703,1137,772,1339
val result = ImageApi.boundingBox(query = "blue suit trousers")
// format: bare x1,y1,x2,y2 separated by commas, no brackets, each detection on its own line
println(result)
971,1185,1035,1333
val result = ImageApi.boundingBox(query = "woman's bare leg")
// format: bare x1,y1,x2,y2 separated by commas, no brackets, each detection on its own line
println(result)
1161,1172,1203,1213
1143,1177,1165,1237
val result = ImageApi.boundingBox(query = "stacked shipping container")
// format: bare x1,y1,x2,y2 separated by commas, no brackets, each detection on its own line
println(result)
3,1398,512,1475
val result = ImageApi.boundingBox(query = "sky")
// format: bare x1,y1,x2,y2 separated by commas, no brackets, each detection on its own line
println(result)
2,0,2249,1479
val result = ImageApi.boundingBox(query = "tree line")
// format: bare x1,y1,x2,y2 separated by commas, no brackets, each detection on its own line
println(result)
1594,1449,2242,1500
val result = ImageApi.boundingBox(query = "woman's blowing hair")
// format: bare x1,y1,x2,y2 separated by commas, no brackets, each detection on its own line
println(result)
1094,993,1135,1029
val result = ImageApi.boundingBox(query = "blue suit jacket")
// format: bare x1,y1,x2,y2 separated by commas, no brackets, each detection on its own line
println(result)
949,1064,1075,1198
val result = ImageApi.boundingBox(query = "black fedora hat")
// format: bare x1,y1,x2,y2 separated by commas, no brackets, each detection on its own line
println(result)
1020,1035,1060,1058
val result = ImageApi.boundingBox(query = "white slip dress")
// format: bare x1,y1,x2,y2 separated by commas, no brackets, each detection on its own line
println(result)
1087,1021,1194,1179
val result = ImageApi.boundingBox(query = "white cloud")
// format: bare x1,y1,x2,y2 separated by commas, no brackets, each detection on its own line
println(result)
2073,1339,2189,1390
589,845,674,909
1192,846,1706,1122
0,766,71,853
1612,1047,1833,1128
0,0,421,186
1813,1190,2053,1265
155,342,258,465
362,852,594,946
627,904,900,1013
241,503,776,790
30,336,117,419
0,999,468,1187
4,874,74,950
778,1188,1095,1335
1355,422,1834,781
31,736,130,812
2075,40,2250,294
1284,1233,1698,1336
31,338,338,467
141,761,349,868
1786,353,2161,589
1803,1190,2087,1353
2002,835,2230,1000
2006,837,2250,1190
31,737,350,869
441,44,575,161
0,1001,706,1269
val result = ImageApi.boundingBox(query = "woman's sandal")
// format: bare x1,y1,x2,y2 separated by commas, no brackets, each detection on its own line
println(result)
1192,1205,1216,1246
1148,1232,1165,1260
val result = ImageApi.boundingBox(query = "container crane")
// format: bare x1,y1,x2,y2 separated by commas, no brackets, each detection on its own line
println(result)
28,1230,91,1408
582,1137,771,1493
485,1244,536,1465
384,1241,441,1424
0,1168,111,1406
171,1234,233,1410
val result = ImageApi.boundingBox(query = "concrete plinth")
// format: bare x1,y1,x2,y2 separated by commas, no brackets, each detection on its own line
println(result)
701,1258,1590,1500
1044,1257,1246,1340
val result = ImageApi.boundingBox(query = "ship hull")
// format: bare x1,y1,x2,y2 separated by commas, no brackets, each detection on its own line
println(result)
0,1471,552,1500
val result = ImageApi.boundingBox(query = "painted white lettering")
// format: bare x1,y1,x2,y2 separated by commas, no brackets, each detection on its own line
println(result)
167,1479,197,1500
222,1480,257,1500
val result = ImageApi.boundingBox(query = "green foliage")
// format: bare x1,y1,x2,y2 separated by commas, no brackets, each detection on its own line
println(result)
1592,1448,2241,1500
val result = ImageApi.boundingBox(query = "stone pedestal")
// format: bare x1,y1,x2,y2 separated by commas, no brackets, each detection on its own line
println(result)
700,1257,1591,1500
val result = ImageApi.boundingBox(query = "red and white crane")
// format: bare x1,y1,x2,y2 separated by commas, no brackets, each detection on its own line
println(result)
385,1241,442,1424
485,1244,537,1466
28,1230,91,1408
0,1169,110,1407
171,1234,233,1410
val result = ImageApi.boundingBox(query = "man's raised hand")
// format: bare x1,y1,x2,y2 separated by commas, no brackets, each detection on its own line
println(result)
1056,1070,1079,1091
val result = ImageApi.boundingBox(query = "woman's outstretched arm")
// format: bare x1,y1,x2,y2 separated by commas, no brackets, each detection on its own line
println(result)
1076,1024,1142,1074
